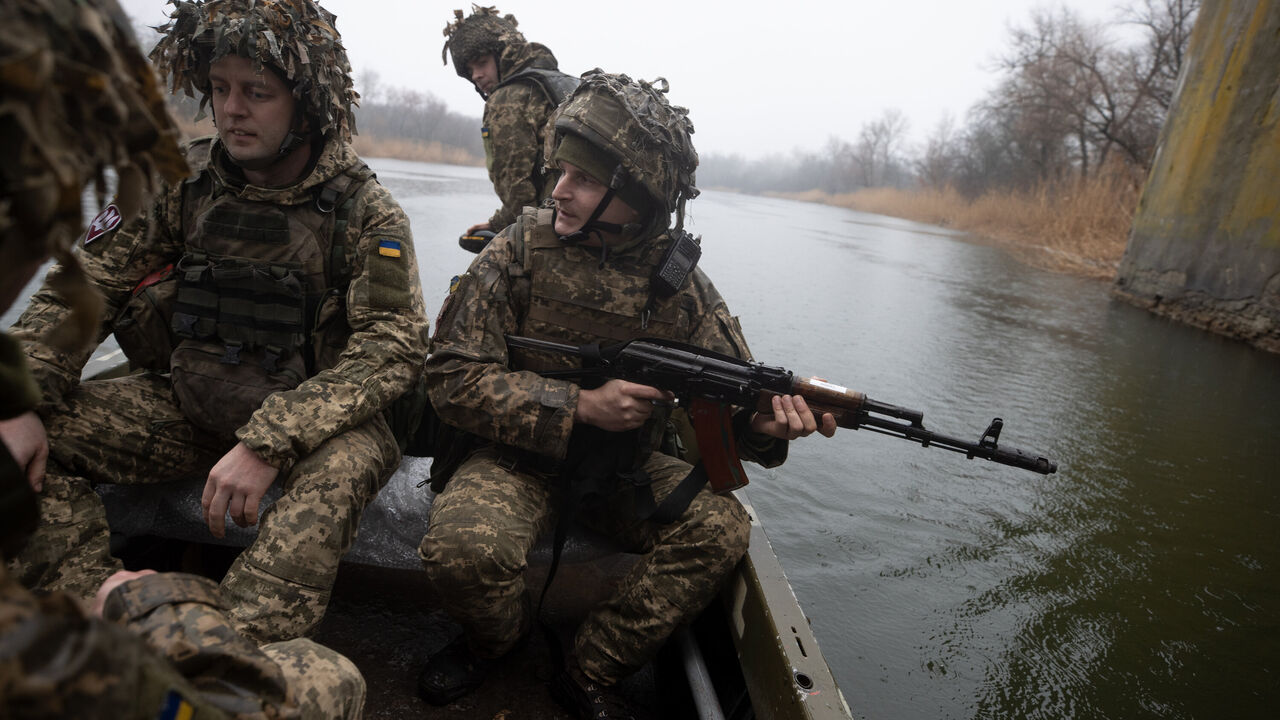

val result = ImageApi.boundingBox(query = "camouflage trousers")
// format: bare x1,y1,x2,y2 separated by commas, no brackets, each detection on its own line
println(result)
265,639,367,719
10,372,399,643
419,445,751,685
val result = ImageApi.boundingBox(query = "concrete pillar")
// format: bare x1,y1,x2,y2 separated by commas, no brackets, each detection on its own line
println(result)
1113,0,1280,352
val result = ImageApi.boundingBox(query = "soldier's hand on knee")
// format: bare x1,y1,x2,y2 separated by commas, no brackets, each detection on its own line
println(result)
575,379,675,432
203,442,279,538
0,411,49,492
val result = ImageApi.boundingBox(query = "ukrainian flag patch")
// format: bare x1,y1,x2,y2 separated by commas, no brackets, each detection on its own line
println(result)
481,126,490,139
157,690,195,720
378,239,402,258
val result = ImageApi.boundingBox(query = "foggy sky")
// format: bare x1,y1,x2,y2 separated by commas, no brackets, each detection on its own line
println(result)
118,0,1139,159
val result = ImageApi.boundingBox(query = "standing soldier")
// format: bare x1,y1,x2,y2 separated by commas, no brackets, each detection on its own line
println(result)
443,5,579,241
4,0,429,644
1,1,363,717
418,71,838,717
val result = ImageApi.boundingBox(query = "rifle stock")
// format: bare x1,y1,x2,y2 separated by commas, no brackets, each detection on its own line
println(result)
505,335,1059,489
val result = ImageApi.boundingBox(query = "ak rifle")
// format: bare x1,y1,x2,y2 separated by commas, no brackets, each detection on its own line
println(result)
506,335,1057,490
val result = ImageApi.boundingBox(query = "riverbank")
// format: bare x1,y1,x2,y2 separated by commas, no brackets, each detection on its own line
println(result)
772,171,1141,281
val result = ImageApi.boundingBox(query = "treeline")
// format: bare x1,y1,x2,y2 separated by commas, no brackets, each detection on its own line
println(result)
353,70,482,163
700,0,1199,198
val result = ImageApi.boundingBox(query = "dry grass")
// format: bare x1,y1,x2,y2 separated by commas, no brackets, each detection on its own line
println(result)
351,136,482,166
171,115,482,167
777,169,1142,280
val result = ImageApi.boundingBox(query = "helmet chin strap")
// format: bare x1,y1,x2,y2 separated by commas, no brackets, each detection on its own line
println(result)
214,103,311,172
556,166,643,250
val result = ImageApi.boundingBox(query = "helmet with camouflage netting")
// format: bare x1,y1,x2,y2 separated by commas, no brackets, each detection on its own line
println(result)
149,0,358,141
551,70,700,239
442,5,523,80
0,0,188,350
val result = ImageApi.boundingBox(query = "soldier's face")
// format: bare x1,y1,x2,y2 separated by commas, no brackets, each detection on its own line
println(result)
552,161,641,241
209,56,298,167
468,54,499,95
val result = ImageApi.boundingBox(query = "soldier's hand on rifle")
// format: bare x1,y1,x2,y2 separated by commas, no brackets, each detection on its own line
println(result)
0,411,49,492
575,378,676,432
750,394,837,441
202,442,280,539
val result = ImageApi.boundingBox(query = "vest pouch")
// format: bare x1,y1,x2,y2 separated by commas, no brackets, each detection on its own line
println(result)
170,339,307,436
114,265,178,372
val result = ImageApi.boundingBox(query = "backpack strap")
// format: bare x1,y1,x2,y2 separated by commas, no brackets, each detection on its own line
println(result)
315,162,375,291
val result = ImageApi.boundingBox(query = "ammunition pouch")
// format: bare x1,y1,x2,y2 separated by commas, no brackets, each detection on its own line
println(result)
114,265,179,372
168,252,310,436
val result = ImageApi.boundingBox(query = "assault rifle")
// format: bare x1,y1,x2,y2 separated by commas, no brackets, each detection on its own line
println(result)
506,334,1057,492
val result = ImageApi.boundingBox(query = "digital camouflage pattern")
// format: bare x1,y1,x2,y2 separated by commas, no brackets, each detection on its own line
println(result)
444,5,566,229
422,208,784,685
1,564,365,719
553,71,700,238
10,131,427,642
481,43,564,229
421,446,749,684
441,5,522,79
150,0,359,140
0,0,188,351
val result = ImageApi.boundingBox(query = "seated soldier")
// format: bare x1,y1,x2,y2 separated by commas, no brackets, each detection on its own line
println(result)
419,70,837,718
4,0,429,644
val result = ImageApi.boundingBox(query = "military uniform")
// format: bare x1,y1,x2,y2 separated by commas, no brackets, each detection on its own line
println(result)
9,130,429,643
482,41,569,229
443,7,575,230
421,207,784,684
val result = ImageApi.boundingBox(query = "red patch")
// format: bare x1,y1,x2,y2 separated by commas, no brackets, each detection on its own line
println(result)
83,204,123,246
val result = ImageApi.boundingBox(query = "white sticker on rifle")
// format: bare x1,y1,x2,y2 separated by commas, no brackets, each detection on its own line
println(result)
808,378,848,394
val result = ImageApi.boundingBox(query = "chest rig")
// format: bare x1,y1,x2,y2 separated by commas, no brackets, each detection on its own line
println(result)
509,208,695,374
167,151,371,436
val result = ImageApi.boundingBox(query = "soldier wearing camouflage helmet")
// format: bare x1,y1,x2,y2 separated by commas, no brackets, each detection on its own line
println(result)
1,1,366,717
418,70,837,716
6,0,429,647
443,5,579,241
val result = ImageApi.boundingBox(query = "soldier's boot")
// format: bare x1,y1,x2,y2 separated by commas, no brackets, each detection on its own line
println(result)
550,662,641,720
417,594,532,705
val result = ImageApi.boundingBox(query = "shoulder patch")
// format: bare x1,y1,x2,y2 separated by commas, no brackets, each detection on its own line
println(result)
378,239,402,258
83,204,123,246
156,690,196,720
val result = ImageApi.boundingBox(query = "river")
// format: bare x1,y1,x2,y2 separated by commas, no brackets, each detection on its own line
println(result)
8,159,1279,719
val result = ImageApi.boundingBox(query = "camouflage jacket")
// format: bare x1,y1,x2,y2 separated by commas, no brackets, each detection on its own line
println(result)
483,42,563,229
11,135,430,472
0,567,298,719
426,207,785,465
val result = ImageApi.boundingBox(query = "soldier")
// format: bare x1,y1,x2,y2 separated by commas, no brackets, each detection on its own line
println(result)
442,5,579,239
1,1,364,717
4,0,429,644
419,71,838,717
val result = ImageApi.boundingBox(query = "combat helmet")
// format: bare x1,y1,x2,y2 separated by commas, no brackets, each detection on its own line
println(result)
150,0,359,143
442,5,523,85
0,0,188,351
551,70,700,242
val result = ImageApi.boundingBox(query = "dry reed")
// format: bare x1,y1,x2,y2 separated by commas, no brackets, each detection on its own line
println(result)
777,169,1142,280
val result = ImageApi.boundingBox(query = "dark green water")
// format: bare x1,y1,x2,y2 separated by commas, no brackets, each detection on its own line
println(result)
11,160,1276,719
332,160,1280,719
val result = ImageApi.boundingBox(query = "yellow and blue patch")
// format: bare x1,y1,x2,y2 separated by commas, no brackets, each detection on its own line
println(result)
481,126,490,139
449,274,462,293
378,239,402,258
156,690,195,720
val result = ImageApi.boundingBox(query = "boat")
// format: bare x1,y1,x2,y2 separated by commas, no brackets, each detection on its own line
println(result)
99,453,853,719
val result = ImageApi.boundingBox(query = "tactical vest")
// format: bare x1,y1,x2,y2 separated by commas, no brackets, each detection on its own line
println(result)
495,67,581,108
507,207,697,375
161,143,371,436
